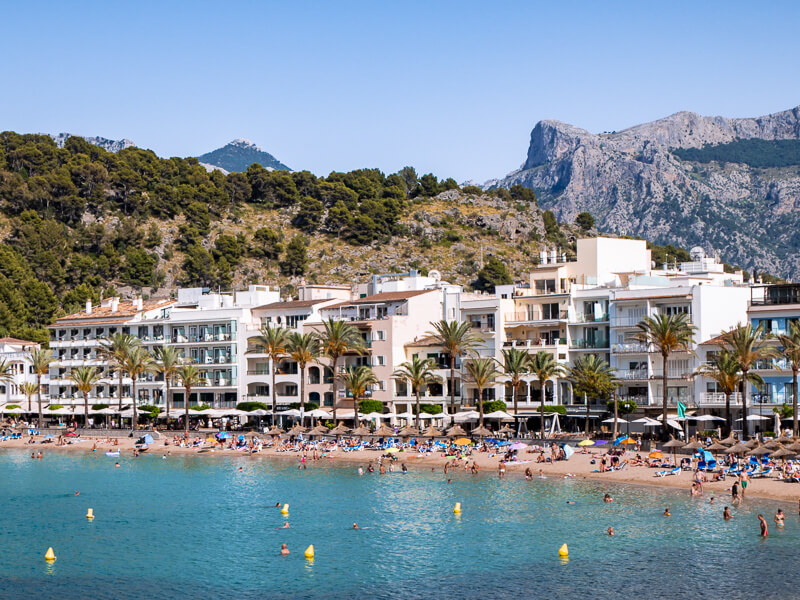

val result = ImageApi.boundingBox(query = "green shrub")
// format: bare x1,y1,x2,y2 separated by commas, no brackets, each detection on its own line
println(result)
418,404,443,415
482,400,507,413
358,399,383,414
543,405,566,415
46,404,62,410
289,402,319,411
189,403,211,411
138,404,161,416
237,402,269,412
91,403,109,410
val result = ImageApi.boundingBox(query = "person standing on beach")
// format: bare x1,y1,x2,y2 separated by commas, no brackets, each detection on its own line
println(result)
498,461,506,480
741,472,749,498
758,514,768,537
731,481,740,505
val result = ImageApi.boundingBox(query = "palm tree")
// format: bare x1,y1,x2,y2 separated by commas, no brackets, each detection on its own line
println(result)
501,348,529,421
123,345,155,429
393,356,440,429
694,349,741,436
720,323,777,439
426,320,482,416
528,351,566,441
249,325,291,424
567,354,615,436
634,313,695,438
337,365,379,425
29,348,53,428
0,359,14,408
464,357,502,429
70,366,101,427
314,319,366,422
99,333,140,414
21,382,39,415
777,320,800,436
153,346,181,421
286,332,320,419
175,362,202,434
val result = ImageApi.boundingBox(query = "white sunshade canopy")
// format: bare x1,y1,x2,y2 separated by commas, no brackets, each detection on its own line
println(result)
453,411,480,423
631,417,660,425
306,409,331,418
394,412,417,420
691,415,725,422
247,409,269,416
360,412,388,420
277,409,302,417
221,409,250,417
602,417,628,424
736,415,770,421
484,410,514,421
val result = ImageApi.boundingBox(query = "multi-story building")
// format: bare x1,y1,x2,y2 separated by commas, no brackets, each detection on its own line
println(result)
0,337,43,409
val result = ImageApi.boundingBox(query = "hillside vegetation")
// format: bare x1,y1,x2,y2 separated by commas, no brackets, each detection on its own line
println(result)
0,132,592,344
672,138,800,168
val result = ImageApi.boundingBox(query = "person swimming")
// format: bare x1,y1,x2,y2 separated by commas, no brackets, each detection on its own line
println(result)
280,543,290,556
277,522,290,529
663,508,671,517
353,523,359,530
607,527,615,536
723,506,732,520
114,462,120,468
74,491,80,496
603,493,613,503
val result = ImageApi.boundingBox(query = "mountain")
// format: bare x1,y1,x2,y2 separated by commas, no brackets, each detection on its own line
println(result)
196,139,290,173
50,133,136,153
489,106,800,278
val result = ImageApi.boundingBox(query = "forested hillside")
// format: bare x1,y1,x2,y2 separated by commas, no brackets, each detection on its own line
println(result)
0,133,570,344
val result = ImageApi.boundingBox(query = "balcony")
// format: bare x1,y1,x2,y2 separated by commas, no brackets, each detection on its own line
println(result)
610,317,645,328
651,371,692,380
751,284,800,306
503,339,566,349
570,338,609,350
698,392,743,406
505,310,568,324
611,342,649,354
616,369,649,381
573,313,609,324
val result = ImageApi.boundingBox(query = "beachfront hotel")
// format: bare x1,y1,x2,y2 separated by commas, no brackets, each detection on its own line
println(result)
0,337,44,408
34,236,781,431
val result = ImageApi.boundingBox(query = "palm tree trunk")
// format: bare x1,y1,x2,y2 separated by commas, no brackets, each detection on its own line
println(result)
725,391,731,436
585,393,590,436
513,381,519,438
271,356,277,425
37,373,43,429
27,388,32,412
331,355,338,422
84,392,89,429
662,351,669,441
300,364,306,421
540,380,546,441
415,388,422,430
132,378,137,430
478,386,485,429
184,386,190,433
119,370,124,415
793,368,798,437
353,392,360,427
612,389,619,440
742,369,749,439
449,356,456,416
165,380,170,421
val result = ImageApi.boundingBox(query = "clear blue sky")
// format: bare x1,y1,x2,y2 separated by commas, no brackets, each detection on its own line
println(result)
2,1,799,182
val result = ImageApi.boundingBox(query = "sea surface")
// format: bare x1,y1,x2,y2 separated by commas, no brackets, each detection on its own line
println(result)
0,448,797,599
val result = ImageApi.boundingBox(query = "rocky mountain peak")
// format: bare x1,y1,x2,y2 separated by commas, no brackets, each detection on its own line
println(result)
50,133,136,153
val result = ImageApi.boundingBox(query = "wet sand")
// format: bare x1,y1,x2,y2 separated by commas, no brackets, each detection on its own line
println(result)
5,434,800,504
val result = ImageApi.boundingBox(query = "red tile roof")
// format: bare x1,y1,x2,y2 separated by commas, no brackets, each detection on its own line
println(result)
52,299,174,325
255,299,333,310
322,289,437,309
0,337,39,345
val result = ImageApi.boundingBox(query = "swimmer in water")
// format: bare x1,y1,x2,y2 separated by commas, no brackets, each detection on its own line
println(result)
353,523,359,530
607,527,615,536
603,493,613,503
74,491,80,496
238,467,243,472
276,502,281,507
280,543,290,556
709,496,715,504
277,522,290,529
723,506,732,520
115,462,120,468
663,508,671,517
774,509,785,528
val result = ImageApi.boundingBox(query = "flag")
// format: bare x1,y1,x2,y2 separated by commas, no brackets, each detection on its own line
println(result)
677,401,686,419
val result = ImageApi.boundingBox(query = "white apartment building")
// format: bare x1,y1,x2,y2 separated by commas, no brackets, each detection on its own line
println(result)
0,337,43,409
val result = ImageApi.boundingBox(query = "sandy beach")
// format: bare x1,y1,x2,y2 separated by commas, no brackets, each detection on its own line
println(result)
5,432,800,505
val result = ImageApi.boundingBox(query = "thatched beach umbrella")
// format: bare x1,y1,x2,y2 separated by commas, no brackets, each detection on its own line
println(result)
764,440,781,450
422,426,442,438
746,444,771,457
724,442,750,455
268,425,285,436
329,423,351,436
497,425,514,436
786,440,800,452
662,437,685,465
398,425,419,437
374,424,395,437
471,425,492,438
288,424,307,436
744,438,759,449
775,434,793,444
351,425,372,437
706,440,729,452
771,445,797,461
719,433,737,446
683,440,704,450
309,424,329,437
446,424,467,437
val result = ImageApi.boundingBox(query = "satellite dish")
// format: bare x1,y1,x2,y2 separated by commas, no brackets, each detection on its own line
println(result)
429,270,441,282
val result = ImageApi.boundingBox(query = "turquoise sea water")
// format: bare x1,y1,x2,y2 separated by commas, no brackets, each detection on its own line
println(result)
0,449,798,599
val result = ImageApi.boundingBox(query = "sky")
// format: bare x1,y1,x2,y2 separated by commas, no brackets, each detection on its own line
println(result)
2,1,799,183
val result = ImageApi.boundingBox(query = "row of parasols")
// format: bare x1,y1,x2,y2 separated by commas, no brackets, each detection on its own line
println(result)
660,433,800,460
259,422,504,439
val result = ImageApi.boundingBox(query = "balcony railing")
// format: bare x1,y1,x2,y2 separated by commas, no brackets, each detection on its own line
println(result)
611,342,649,354
504,310,568,323
698,392,743,405
502,339,566,349
570,339,609,350
610,317,646,328
573,313,609,323
616,369,649,380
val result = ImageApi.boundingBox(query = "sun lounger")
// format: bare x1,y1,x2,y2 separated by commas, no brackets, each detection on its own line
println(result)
751,467,773,478
655,467,681,477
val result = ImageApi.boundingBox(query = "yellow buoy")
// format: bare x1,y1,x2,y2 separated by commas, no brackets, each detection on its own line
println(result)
558,543,569,557
453,502,461,514
45,547,56,561
304,544,314,559
281,503,289,515
86,508,94,520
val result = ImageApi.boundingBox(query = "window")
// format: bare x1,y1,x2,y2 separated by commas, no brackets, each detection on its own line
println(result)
487,314,495,330
286,314,307,328
376,330,386,341
377,356,386,366
378,380,386,391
